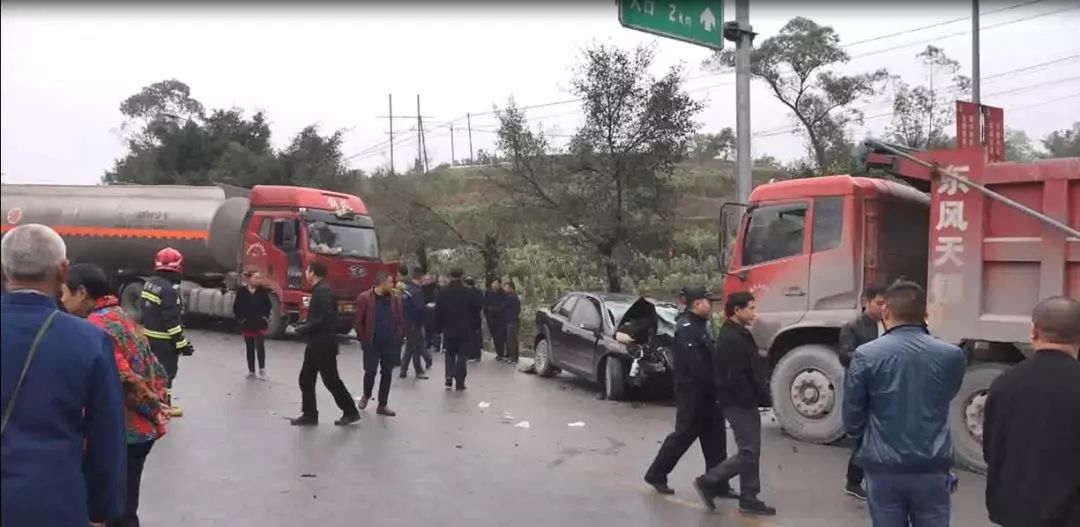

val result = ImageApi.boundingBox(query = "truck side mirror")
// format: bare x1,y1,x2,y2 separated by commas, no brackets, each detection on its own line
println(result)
718,202,748,273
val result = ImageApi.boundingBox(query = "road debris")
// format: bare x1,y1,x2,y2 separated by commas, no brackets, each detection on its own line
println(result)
514,421,531,429
478,401,491,409
567,421,585,428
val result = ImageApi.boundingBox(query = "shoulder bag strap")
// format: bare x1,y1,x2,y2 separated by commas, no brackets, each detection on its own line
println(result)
1,310,60,438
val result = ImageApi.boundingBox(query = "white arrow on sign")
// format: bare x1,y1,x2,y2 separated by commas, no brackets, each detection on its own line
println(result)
700,7,717,31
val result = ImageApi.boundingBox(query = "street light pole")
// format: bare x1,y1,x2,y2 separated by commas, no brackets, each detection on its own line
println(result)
725,0,755,203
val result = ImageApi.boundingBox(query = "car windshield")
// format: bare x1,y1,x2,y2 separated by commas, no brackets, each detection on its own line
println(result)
606,300,634,327
306,221,379,259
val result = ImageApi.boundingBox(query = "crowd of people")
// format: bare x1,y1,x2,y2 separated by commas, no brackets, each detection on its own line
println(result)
641,279,1080,526
2,222,1078,527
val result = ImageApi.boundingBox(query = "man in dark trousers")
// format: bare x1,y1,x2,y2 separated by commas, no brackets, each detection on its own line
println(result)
354,271,404,416
644,286,732,497
501,280,521,365
290,261,361,426
465,277,484,362
400,270,432,378
837,283,886,501
437,268,481,390
422,274,441,354
484,278,507,361
843,281,964,527
984,296,1080,527
694,292,777,516
139,247,195,417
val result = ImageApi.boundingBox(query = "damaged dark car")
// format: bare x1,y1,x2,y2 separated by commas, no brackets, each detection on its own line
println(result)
532,292,677,400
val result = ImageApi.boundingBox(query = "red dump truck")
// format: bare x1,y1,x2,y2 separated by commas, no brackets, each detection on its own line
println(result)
717,138,1079,472
0,184,397,338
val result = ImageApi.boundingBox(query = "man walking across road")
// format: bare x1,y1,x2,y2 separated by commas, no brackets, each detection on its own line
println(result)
437,268,481,390
1,224,126,526
843,281,965,527
984,296,1080,527
644,286,732,497
354,271,405,417
838,283,886,500
400,270,432,378
290,261,361,426
694,292,776,516
501,280,521,365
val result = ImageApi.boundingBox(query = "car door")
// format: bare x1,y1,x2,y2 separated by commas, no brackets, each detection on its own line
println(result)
547,295,579,369
729,200,811,348
563,296,604,376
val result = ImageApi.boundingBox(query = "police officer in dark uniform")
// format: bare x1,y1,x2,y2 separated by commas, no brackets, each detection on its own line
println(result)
644,286,733,497
138,247,194,418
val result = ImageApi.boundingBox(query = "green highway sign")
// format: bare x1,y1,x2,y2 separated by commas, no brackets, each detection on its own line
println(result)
618,0,724,50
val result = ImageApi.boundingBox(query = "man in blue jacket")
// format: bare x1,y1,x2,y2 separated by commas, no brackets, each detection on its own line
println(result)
400,270,431,379
1,224,126,526
843,281,965,527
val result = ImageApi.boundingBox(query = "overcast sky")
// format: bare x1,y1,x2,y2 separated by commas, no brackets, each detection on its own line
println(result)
2,0,1078,185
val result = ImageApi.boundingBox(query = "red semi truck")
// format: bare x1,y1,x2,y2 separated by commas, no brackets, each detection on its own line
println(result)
0,184,397,338
718,142,1079,472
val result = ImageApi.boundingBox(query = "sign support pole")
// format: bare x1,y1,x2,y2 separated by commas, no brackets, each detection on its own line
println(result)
735,0,752,204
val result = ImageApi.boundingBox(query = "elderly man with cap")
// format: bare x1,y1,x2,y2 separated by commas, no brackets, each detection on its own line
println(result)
644,286,733,497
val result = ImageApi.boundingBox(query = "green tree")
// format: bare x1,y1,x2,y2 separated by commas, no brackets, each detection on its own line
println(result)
689,129,735,163
888,46,970,149
707,17,888,173
496,43,702,292
279,125,354,191
1041,123,1080,158
1004,129,1042,161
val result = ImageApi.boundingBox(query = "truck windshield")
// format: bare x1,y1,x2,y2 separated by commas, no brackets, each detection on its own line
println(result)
306,221,379,259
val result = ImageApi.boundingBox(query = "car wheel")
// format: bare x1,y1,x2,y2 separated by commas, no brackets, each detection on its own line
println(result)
770,344,846,444
534,338,556,378
603,356,629,401
949,363,1007,474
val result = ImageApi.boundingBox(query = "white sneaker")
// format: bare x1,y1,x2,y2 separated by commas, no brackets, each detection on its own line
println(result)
258,369,268,380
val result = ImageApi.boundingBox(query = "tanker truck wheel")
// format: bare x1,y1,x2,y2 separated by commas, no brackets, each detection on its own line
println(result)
770,344,847,444
948,363,1007,475
120,281,146,322
266,293,287,340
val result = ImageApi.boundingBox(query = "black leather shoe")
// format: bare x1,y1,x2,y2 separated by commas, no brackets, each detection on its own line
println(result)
693,477,717,511
334,413,361,426
289,414,318,426
644,477,675,495
716,485,739,499
739,498,777,516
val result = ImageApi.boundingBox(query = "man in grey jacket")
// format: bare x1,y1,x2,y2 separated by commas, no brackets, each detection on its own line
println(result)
843,281,965,527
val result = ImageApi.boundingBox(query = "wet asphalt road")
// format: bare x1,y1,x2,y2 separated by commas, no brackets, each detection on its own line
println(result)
139,329,993,527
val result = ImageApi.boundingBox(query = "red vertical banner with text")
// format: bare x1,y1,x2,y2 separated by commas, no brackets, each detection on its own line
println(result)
956,101,979,149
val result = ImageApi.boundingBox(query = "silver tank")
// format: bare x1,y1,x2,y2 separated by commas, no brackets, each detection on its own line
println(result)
0,184,250,279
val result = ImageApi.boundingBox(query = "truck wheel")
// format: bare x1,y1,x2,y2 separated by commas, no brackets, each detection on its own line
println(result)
603,356,629,401
120,281,146,322
771,344,847,444
949,363,1007,474
534,338,556,378
266,293,287,340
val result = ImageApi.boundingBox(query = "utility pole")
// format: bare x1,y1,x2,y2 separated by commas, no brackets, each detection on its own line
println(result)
414,94,427,174
467,112,475,164
450,125,456,166
972,0,982,144
725,0,755,203
388,94,394,175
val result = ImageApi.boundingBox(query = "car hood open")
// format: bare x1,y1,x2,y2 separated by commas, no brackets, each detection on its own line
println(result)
616,296,678,340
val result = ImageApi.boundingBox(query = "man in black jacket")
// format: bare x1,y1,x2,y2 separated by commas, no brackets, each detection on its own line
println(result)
290,261,360,426
501,281,521,364
837,283,886,500
694,292,776,516
436,268,481,390
984,296,1080,527
644,286,731,497
484,278,507,360
465,277,484,362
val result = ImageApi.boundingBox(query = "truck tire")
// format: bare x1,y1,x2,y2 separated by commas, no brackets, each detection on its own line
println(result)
603,356,629,401
771,344,847,444
266,293,287,340
949,363,1007,474
120,281,146,322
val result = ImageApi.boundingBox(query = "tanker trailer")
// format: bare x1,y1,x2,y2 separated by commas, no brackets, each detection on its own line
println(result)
1,183,394,338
